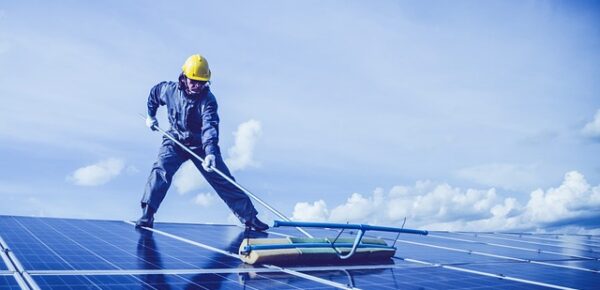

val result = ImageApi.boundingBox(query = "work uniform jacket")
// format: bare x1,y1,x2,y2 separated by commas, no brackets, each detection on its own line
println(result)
146,82,220,156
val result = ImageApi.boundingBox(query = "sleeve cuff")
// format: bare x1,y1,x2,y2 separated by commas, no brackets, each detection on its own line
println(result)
205,144,220,156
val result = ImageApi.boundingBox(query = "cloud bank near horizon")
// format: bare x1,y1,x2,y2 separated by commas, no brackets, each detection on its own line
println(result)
292,171,600,233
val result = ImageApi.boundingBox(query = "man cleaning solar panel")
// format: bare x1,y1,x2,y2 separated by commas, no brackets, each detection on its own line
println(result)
137,53,428,265
135,54,269,232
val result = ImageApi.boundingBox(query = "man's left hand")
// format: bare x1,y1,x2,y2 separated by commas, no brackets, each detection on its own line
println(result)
203,154,216,172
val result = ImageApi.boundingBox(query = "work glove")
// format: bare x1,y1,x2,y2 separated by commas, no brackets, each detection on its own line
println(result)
146,115,159,131
202,154,216,172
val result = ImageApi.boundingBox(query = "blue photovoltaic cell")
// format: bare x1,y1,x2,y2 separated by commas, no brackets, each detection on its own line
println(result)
0,216,245,271
0,275,21,290
297,266,549,290
33,272,337,289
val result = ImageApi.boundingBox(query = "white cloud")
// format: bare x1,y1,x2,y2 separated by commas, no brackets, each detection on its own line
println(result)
292,200,329,222
173,161,206,194
330,189,386,223
456,163,539,191
193,192,216,207
67,158,125,186
582,109,600,138
226,119,262,171
519,171,600,226
173,119,262,194
293,171,600,232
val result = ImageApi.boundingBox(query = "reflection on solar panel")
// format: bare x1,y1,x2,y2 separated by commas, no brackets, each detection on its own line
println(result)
0,215,598,289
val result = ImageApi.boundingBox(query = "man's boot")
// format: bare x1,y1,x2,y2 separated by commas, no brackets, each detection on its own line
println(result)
135,205,156,228
245,216,269,232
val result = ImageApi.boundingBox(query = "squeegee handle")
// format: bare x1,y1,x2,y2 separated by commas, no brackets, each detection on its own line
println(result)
274,220,428,236
139,114,313,238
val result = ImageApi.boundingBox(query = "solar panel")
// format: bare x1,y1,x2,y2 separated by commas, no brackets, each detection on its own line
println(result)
0,215,599,289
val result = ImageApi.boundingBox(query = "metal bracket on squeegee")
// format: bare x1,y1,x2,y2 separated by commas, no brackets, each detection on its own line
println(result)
273,220,428,259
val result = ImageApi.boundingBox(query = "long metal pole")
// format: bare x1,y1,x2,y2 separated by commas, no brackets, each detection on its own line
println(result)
139,114,313,238
274,220,428,235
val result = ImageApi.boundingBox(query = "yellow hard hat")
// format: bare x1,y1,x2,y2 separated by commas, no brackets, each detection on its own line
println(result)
182,54,211,81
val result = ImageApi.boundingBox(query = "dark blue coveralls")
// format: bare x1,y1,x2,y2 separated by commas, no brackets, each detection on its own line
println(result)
140,81,258,223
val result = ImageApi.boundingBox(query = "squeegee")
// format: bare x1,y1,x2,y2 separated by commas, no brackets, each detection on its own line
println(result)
239,220,428,265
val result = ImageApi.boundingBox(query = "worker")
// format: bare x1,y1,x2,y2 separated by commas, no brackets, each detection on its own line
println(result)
136,54,269,232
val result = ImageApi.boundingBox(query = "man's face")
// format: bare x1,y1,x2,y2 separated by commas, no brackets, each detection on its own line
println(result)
184,77,207,94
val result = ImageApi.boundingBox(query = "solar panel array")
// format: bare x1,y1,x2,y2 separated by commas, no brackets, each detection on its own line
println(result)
0,215,598,289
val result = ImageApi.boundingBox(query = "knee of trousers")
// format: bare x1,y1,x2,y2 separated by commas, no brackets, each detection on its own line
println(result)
151,161,178,183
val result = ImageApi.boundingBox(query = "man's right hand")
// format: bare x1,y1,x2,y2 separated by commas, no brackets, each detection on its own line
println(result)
146,115,159,131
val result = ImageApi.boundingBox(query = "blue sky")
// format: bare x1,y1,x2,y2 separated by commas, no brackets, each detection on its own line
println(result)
0,1,599,233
